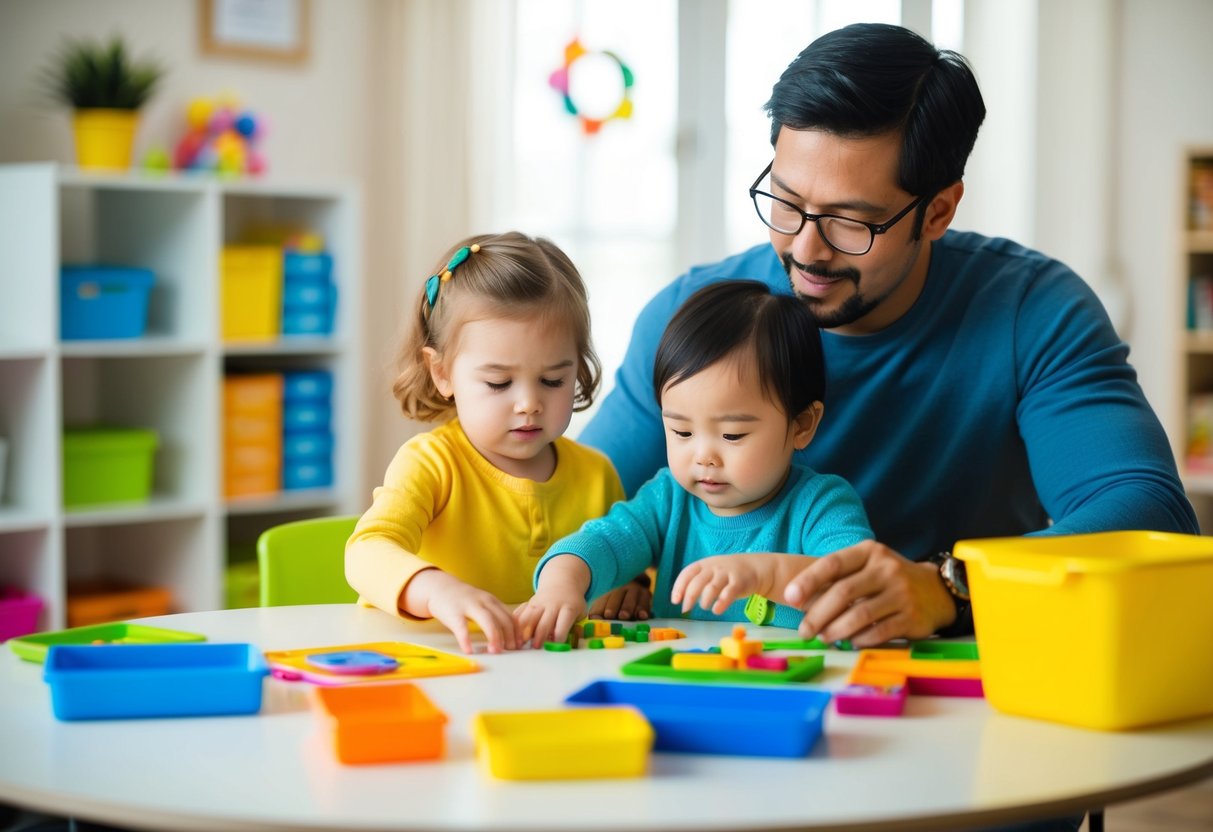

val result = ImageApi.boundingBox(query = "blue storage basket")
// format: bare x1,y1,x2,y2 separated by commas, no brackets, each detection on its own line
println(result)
283,458,333,490
282,308,334,336
284,431,334,459
283,371,333,402
60,266,154,340
284,401,332,433
283,252,333,283
283,282,336,309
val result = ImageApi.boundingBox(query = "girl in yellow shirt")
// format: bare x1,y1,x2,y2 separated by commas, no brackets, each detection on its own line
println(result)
346,232,624,653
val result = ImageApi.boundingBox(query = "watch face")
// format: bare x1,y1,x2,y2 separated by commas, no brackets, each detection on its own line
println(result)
941,558,971,601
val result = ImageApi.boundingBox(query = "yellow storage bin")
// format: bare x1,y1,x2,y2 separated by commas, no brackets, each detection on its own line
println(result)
222,246,281,340
473,707,652,780
956,531,1213,730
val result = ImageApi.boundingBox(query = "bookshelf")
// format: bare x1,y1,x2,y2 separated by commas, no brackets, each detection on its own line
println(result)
1179,148,1213,514
0,163,363,629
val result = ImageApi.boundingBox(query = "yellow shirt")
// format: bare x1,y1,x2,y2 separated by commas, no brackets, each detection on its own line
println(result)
346,419,624,616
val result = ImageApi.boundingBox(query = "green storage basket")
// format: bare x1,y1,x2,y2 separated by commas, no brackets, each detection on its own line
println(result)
63,427,158,507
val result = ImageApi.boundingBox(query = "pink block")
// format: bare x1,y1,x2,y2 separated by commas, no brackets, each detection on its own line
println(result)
745,655,790,671
907,676,984,697
834,684,908,717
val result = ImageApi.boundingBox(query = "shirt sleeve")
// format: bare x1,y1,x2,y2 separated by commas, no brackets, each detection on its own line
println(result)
579,283,684,496
535,473,672,599
1013,264,1198,535
344,441,448,618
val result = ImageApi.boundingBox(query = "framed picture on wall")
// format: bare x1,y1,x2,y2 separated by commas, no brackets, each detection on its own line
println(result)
199,0,310,64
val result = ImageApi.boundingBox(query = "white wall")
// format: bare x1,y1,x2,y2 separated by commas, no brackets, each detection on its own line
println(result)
1117,0,1213,456
0,0,372,183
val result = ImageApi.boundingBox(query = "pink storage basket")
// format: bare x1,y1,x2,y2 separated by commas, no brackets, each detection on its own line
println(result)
0,587,43,642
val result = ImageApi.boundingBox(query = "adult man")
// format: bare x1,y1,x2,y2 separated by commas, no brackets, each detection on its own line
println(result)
581,22,1197,645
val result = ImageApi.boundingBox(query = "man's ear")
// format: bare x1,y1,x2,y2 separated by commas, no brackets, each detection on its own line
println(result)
921,180,964,242
791,401,825,450
423,347,453,398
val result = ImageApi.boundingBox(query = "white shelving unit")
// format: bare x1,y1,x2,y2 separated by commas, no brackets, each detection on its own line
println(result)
0,163,363,629
1179,147,1213,529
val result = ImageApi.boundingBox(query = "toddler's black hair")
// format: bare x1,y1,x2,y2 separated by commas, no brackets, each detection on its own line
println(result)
652,280,825,418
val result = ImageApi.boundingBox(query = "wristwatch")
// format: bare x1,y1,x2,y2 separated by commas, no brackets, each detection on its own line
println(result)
928,551,974,637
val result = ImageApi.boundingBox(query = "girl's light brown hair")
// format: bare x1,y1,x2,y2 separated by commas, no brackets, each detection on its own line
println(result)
393,231,601,422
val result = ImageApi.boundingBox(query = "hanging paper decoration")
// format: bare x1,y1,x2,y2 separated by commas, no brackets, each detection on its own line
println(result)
548,37,634,135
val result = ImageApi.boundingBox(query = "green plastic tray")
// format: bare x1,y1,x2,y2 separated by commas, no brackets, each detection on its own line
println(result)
8,622,206,663
620,646,825,684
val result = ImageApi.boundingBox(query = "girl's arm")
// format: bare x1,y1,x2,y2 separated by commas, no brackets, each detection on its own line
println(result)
514,554,592,647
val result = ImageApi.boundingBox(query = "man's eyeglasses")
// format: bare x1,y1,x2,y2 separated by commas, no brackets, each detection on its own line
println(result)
749,161,922,256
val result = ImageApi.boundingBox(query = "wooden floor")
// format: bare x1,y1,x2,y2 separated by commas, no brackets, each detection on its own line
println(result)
1083,775,1213,831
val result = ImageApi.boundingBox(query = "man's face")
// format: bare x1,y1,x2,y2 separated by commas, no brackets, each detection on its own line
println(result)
767,127,931,335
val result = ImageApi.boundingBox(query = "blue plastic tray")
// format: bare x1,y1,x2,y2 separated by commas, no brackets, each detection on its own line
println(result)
565,679,831,757
44,643,267,721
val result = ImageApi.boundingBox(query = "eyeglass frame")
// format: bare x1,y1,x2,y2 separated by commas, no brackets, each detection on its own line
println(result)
748,161,924,255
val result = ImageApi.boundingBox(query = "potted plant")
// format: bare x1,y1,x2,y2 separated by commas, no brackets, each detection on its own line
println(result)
41,36,164,171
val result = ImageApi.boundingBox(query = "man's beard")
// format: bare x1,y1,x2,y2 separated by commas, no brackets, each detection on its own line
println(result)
781,254,878,329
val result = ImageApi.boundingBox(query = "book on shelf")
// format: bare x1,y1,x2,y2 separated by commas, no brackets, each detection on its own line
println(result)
1187,393,1213,472
1191,161,1213,232
1188,275,1213,331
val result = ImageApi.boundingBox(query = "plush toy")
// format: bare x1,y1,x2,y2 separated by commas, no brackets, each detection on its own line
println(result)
174,95,267,176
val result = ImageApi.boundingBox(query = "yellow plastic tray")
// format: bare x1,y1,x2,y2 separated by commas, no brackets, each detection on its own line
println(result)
956,530,1213,730
473,707,652,780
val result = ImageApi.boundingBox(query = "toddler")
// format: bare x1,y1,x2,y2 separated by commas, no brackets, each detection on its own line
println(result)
347,232,624,653
516,279,873,645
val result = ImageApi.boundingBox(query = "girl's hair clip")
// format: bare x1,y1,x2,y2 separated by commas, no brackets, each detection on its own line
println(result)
425,243,480,311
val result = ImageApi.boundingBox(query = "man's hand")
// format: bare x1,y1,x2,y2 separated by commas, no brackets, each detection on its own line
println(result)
587,575,652,621
782,541,956,647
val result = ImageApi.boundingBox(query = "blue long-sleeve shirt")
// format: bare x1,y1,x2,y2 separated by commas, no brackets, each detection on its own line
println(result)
537,465,873,625
580,232,1198,559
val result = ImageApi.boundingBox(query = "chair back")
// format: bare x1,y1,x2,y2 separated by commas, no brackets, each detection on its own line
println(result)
257,515,360,606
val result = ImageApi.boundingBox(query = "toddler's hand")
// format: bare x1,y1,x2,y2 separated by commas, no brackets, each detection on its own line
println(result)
671,555,775,616
421,574,521,654
514,588,586,649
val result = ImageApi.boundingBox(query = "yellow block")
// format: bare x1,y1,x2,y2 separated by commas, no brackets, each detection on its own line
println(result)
671,652,736,671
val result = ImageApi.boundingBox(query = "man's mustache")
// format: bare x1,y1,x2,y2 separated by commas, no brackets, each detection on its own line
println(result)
782,253,860,284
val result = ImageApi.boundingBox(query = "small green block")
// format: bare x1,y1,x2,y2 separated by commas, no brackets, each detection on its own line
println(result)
833,639,854,651
744,594,775,626
621,627,635,641
588,638,605,649
636,623,650,633
610,622,622,635
543,641,571,652
582,621,595,637
635,632,649,643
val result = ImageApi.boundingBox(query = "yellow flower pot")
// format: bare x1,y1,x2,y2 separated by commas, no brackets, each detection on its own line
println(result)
73,109,139,171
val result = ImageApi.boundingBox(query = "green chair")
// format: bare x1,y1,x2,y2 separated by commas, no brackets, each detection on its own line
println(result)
256,515,360,606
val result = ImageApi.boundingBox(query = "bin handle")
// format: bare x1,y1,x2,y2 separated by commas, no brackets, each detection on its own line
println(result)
974,561,1069,586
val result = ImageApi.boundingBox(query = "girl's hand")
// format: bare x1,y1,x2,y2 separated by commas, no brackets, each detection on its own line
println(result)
514,589,587,649
408,570,521,654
